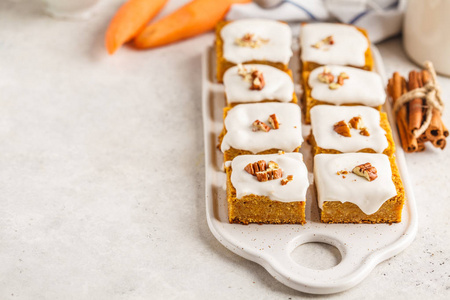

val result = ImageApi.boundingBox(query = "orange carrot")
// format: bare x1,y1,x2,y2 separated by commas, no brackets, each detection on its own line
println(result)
105,0,168,54
134,0,251,49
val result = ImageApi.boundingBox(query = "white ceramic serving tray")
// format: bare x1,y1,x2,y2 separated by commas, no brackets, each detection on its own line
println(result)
202,45,418,294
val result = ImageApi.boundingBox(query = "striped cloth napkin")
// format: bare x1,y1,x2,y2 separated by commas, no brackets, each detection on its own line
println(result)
226,0,406,43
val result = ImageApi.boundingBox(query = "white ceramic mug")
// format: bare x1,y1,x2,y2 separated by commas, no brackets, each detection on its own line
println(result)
403,0,450,77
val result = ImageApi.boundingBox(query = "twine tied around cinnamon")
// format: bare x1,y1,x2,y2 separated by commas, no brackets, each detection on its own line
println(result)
393,61,444,138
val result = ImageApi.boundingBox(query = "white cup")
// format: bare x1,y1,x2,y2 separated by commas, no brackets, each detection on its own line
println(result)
403,0,450,77
43,0,101,19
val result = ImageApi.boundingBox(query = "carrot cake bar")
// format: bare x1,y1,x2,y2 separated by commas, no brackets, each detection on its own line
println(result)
223,64,297,107
226,153,309,224
314,153,405,224
216,19,293,82
302,65,385,123
300,22,373,72
219,102,303,162
309,105,395,156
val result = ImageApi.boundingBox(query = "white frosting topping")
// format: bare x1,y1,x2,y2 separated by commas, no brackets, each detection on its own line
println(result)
310,105,388,153
308,65,385,106
221,103,303,154
300,23,368,67
314,153,397,215
224,64,294,104
231,153,308,202
221,19,293,64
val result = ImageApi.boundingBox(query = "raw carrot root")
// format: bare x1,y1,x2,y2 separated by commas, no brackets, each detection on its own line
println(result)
105,0,168,54
134,0,251,49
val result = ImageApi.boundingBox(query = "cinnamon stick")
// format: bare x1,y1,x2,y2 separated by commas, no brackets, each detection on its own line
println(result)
408,71,424,133
391,72,418,152
432,135,447,149
417,139,426,152
422,70,445,143
443,123,449,137
417,133,429,143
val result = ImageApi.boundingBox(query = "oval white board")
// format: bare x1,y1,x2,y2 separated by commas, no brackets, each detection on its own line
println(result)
202,44,418,294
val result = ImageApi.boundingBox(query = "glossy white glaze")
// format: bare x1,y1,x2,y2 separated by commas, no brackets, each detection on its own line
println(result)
310,105,388,153
314,153,397,215
308,65,385,106
224,64,294,104
300,23,368,67
220,102,303,154
230,153,308,202
221,19,292,64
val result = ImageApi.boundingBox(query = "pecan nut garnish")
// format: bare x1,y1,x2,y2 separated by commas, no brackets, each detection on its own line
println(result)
256,171,269,182
250,70,265,90
267,168,283,180
348,116,363,129
268,114,280,129
238,64,265,90
337,72,349,85
235,33,269,48
281,175,294,186
334,120,351,137
252,120,271,132
328,82,341,90
317,70,349,89
360,128,370,136
311,35,334,49
317,67,335,84
244,160,266,175
237,64,252,82
245,160,283,182
348,116,370,136
352,162,378,181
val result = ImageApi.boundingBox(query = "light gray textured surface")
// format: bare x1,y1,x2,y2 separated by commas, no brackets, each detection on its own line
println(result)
0,0,449,299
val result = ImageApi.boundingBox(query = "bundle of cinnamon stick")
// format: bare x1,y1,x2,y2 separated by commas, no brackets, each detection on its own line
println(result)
387,68,448,152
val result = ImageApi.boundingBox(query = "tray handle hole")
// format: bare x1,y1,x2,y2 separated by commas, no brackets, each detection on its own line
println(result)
290,242,342,270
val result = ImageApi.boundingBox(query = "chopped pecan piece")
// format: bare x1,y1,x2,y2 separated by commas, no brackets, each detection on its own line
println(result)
360,128,370,136
250,70,265,90
237,64,253,82
256,171,269,182
311,35,334,49
268,114,280,129
267,160,279,170
311,41,323,49
348,115,370,136
244,160,267,175
352,162,378,181
317,67,334,84
266,161,282,179
329,82,341,90
337,72,349,85
267,168,283,180
349,116,363,129
245,159,283,182
334,120,351,137
281,175,294,186
252,120,271,132
235,33,269,48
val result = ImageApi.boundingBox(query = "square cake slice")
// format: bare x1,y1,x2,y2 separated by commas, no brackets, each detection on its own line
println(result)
300,22,373,72
309,105,395,156
216,19,293,82
302,65,385,123
314,153,405,224
223,64,297,107
219,102,303,162
226,153,309,224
